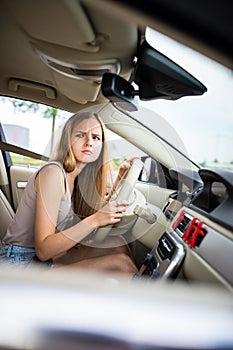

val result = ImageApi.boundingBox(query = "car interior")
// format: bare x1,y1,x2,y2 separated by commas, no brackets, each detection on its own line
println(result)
0,0,232,349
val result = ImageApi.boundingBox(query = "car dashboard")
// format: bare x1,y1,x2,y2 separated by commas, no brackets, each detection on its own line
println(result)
134,167,233,292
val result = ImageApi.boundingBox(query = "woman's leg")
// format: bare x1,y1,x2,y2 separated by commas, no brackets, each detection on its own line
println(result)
53,253,138,276
53,236,134,266
0,245,36,267
52,236,138,277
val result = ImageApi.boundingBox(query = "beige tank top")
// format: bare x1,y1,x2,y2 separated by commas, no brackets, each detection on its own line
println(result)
2,162,77,248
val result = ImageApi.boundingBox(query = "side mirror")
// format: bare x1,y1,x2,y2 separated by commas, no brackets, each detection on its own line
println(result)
140,157,152,182
101,73,138,111
139,156,157,183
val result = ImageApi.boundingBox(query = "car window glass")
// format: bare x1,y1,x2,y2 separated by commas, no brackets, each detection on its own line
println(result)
136,27,233,171
0,97,72,165
0,98,149,176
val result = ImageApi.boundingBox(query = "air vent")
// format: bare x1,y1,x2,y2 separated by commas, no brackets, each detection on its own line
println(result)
182,218,208,248
172,210,208,248
172,210,191,236
176,215,191,234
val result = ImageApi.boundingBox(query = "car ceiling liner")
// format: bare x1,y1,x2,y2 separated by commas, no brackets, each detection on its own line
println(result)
101,40,207,111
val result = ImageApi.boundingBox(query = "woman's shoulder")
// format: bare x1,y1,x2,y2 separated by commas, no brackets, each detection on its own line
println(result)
40,161,64,170
35,161,67,193
38,161,65,178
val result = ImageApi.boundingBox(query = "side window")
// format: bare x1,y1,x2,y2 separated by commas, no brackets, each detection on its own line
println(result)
0,97,71,166
106,129,147,179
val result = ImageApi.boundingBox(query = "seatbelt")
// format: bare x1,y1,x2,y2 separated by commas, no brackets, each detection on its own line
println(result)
0,141,49,161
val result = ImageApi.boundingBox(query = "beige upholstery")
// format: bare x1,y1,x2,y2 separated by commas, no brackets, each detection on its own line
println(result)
0,190,15,243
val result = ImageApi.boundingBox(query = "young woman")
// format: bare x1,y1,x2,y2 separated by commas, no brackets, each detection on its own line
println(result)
0,112,138,277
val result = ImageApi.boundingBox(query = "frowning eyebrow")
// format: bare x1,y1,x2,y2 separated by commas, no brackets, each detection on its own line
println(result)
73,129,102,138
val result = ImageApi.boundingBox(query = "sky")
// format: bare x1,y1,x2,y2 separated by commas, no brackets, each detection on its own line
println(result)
139,28,233,165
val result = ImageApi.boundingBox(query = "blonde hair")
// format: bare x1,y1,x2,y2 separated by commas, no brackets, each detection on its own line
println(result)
50,112,112,218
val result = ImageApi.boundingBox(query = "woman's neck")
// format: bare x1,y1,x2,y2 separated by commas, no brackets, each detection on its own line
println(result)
66,162,86,195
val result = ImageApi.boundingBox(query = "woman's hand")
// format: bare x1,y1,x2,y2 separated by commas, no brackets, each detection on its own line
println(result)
105,157,140,201
117,157,139,180
89,199,128,227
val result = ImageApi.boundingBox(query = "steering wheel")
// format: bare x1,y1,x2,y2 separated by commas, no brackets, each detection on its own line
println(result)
94,158,144,243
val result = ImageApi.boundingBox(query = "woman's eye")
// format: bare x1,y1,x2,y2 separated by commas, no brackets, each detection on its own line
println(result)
93,136,101,141
76,133,84,138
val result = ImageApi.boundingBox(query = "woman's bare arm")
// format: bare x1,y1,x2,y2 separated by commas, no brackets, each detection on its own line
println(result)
34,165,78,261
34,164,127,261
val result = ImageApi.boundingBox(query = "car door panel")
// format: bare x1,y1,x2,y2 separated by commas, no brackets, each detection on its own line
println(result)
10,165,38,211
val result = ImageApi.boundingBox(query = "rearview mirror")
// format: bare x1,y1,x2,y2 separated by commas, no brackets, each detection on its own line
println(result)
101,40,207,110
101,73,138,111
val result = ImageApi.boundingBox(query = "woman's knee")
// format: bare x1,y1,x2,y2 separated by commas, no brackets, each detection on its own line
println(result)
113,253,138,273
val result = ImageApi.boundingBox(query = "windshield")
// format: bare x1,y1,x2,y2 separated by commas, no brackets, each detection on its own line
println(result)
136,27,233,170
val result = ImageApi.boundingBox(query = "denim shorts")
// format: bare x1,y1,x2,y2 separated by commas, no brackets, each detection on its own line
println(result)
0,245,36,268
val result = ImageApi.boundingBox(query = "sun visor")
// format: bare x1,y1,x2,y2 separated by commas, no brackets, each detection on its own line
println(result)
4,0,98,52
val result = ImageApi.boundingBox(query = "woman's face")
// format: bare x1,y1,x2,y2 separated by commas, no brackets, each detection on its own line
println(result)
71,117,103,165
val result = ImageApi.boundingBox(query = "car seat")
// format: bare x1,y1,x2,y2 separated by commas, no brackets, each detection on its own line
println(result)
0,189,15,244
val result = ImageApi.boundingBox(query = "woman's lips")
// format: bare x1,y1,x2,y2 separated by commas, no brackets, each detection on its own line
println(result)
82,149,92,154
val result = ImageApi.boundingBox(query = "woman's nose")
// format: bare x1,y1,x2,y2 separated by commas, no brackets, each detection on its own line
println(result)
85,133,93,146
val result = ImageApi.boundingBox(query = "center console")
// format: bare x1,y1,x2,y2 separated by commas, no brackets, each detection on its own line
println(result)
136,231,186,280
